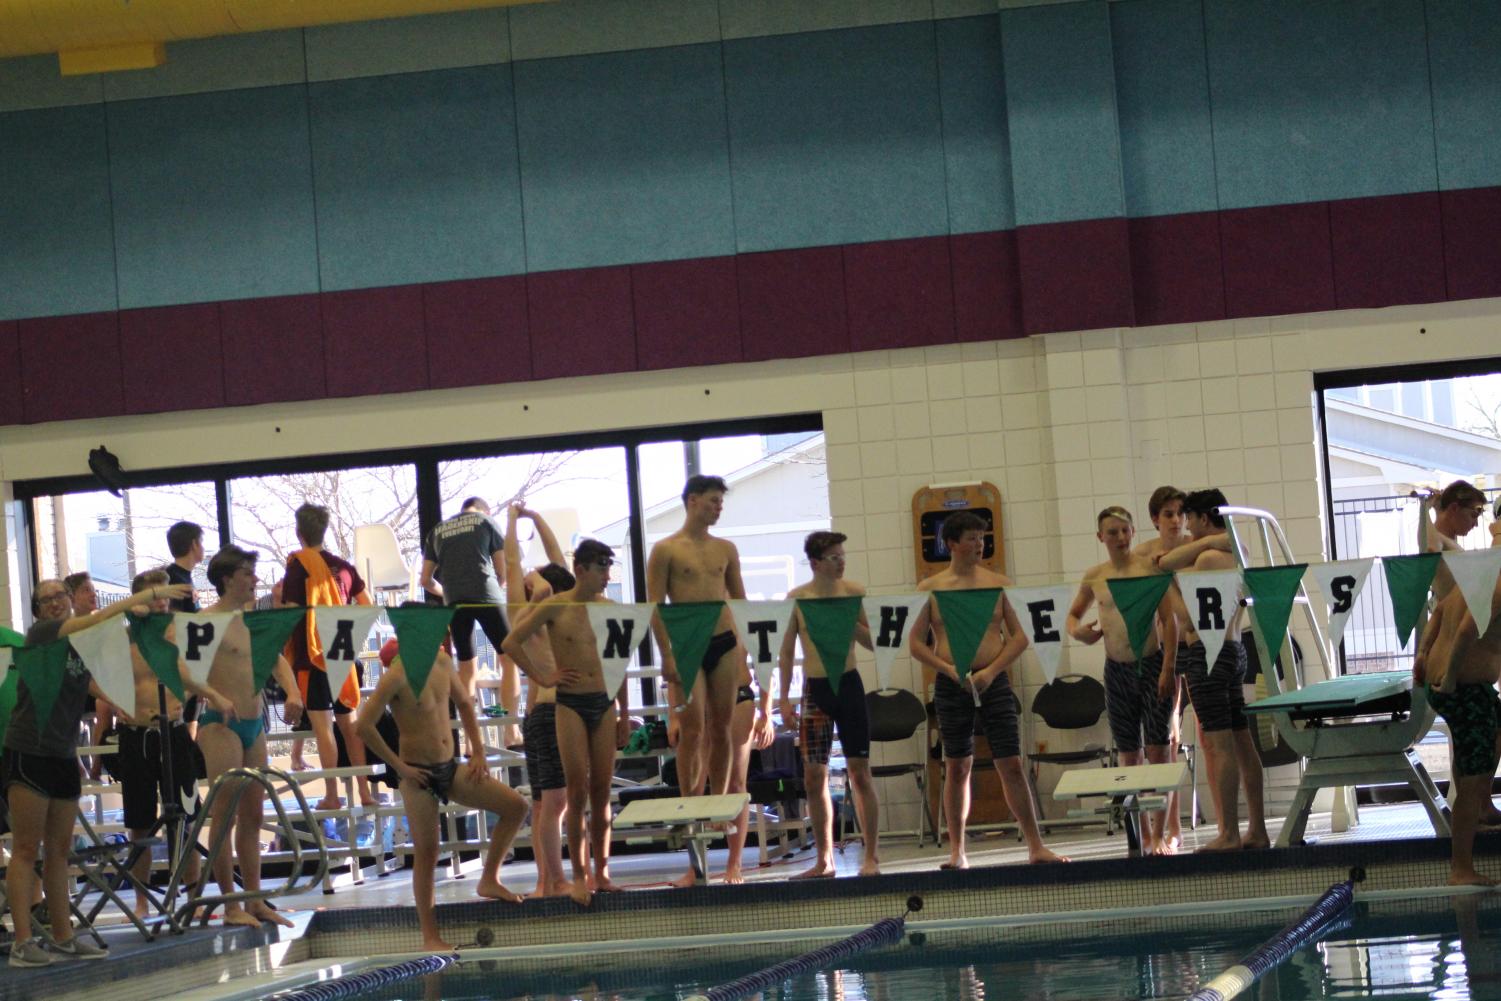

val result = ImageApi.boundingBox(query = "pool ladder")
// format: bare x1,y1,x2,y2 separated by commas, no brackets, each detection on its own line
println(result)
168,766,329,928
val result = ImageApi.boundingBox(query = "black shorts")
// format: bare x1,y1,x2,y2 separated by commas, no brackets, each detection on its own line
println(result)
450,604,508,663
1179,640,1248,733
800,672,870,764
1103,650,1174,753
3,748,81,801
934,672,1020,761
297,664,362,714
115,722,204,830
702,630,737,673
523,703,565,800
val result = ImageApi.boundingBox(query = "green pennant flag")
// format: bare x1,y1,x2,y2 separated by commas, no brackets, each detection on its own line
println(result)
1242,565,1308,668
387,605,455,699
1382,553,1442,648
659,601,725,701
1104,575,1175,662
0,650,19,749
15,639,70,732
0,626,23,647
129,612,185,701
796,595,864,694
245,607,306,694
931,589,1003,681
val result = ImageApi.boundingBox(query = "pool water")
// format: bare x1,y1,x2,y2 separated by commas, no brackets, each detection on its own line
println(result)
357,895,1501,1001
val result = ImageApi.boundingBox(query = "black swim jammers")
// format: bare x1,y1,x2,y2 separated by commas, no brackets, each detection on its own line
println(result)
799,671,870,764
1177,639,1248,733
522,702,565,801
934,671,1020,760
1103,649,1174,752
1428,683,1501,777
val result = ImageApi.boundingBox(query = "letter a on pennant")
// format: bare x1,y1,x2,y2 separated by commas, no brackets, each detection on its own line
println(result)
727,599,795,693
586,603,655,698
860,593,928,690
1002,584,1076,683
174,612,237,686
314,606,383,702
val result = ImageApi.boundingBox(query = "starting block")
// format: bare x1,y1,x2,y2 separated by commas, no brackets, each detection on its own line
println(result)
614,793,750,885
1054,762,1188,857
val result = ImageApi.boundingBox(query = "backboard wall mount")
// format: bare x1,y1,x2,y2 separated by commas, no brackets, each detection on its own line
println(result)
911,481,1003,582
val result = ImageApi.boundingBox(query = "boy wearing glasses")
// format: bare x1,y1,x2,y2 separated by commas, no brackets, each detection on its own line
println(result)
503,539,626,898
1427,479,1488,601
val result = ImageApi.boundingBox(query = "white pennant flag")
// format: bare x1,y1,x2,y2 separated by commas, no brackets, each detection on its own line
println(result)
1444,549,1501,639
314,605,383,703
70,619,138,717
860,593,928,690
726,599,795,693
0,648,9,671
1004,585,1076,683
174,612,238,686
1307,558,1374,651
586,602,655,698
1178,570,1243,668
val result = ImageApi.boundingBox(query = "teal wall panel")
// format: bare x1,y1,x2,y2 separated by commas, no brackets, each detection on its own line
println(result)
0,105,117,320
1205,0,1437,209
309,67,526,291
936,15,1016,234
514,43,735,271
1426,0,1501,191
1111,0,1218,217
724,21,947,252
107,86,319,309
1001,1,1125,226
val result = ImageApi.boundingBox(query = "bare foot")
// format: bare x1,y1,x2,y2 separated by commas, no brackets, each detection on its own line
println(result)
1028,847,1069,864
722,866,745,885
563,880,592,906
249,901,294,927
1449,869,1499,887
1197,834,1242,853
791,862,836,880
940,854,968,871
593,872,624,893
314,796,344,811
669,869,698,888
290,759,310,772
476,877,523,903
222,905,261,927
134,898,151,920
858,857,882,877
1156,837,1181,856
1241,833,1271,850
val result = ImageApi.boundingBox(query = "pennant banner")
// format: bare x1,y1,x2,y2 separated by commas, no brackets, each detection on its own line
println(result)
931,588,1002,682
16,639,70,730
1443,549,1501,640
861,593,928,690
1004,584,1076,683
1104,575,1174,663
71,619,137,717
1382,553,1441,647
1180,570,1243,668
1307,558,1374,652
129,612,185,701
796,595,863,694
314,605,383,707
727,599,795,694
0,649,17,749
244,607,305,694
659,601,725,703
174,612,237,687
386,605,456,699
586,602,655,698
1243,564,1309,669
0,626,23,647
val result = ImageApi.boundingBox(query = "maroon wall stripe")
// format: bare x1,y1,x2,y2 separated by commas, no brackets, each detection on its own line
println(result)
119,303,225,416
19,311,123,424
1128,212,1226,327
527,266,636,381
1441,187,1501,303
951,230,1023,342
843,236,955,351
424,275,531,390
0,321,21,426
322,285,428,399
1330,192,1446,310
220,294,326,408
1017,217,1134,335
1220,202,1336,320
632,256,741,372
737,247,850,362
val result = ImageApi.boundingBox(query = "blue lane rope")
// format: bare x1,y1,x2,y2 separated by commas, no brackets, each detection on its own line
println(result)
265,953,459,1001
685,897,921,1001
1186,876,1358,1001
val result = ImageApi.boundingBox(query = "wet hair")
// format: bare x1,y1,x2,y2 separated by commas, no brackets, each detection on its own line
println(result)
941,511,987,544
804,531,848,562
207,545,258,595
538,562,575,594
1439,479,1486,511
132,568,169,594
63,571,93,594
1097,506,1134,528
460,496,489,514
295,503,331,546
681,475,728,504
1183,488,1230,529
1147,486,1187,520
167,521,203,559
573,539,615,568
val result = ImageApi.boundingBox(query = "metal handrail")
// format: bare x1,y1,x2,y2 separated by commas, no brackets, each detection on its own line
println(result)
172,766,328,926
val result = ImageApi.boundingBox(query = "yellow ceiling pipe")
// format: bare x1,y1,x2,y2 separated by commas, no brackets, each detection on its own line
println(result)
0,0,544,74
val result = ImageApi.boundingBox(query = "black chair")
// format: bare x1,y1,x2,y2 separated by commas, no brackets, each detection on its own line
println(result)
1028,674,1114,831
858,688,937,845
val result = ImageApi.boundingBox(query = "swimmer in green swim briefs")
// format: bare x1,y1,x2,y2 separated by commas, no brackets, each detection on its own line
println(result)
196,545,304,928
